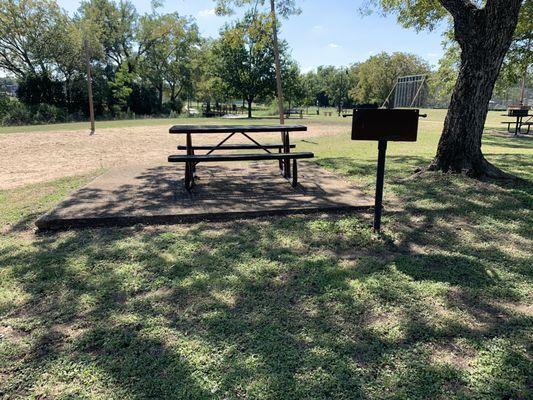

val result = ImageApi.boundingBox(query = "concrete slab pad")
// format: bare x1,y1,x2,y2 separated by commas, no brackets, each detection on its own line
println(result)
36,162,373,230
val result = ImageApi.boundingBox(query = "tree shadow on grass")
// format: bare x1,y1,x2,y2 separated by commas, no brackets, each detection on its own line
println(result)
482,133,533,149
1,153,532,398
317,155,433,183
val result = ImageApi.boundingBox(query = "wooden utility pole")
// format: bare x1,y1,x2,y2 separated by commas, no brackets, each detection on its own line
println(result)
84,38,95,134
519,68,527,106
270,0,285,125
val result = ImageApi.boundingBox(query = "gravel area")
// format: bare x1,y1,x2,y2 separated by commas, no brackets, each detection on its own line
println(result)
1,120,348,189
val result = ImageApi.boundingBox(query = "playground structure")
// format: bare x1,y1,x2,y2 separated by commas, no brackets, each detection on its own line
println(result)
382,74,428,109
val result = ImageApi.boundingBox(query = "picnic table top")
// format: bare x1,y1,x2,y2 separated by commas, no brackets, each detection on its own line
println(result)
169,124,307,134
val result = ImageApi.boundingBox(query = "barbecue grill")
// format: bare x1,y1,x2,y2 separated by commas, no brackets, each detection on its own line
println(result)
348,108,424,232
507,106,530,117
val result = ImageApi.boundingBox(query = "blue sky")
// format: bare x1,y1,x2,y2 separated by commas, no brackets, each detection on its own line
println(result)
57,0,447,71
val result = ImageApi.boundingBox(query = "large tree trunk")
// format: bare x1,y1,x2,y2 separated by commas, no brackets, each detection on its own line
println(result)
430,0,522,179
247,98,253,118
157,83,163,110
65,76,72,114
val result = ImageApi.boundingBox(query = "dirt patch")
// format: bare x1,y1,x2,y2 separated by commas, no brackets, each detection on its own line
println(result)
1,121,348,189
0,325,29,342
430,341,476,370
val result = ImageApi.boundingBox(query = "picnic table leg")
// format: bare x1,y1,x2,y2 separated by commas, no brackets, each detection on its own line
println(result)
292,159,298,187
280,131,286,174
185,162,192,190
284,131,291,179
186,133,194,188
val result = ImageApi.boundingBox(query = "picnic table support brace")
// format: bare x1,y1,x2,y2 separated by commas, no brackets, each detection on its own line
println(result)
186,133,194,189
204,132,237,156
185,162,193,190
240,132,273,154
373,140,387,233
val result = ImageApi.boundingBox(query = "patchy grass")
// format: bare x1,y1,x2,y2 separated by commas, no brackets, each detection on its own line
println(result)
0,120,532,398
0,171,103,232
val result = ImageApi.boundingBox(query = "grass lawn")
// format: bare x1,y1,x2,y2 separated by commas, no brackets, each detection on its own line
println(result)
0,108,508,134
0,114,532,399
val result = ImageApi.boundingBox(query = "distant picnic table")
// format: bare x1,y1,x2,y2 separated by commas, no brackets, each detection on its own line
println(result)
284,108,303,118
501,110,531,136
168,125,314,190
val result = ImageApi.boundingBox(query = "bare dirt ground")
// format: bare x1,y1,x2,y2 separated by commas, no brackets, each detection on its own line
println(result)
1,120,348,189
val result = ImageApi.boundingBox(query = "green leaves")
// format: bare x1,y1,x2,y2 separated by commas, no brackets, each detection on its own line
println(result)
362,0,448,31
214,0,301,19
109,63,133,111
138,13,200,108
0,0,70,76
213,13,280,112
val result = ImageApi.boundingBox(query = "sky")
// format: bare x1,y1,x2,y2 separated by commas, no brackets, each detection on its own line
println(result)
57,0,447,71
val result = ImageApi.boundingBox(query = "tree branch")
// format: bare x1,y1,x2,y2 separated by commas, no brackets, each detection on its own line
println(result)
438,0,478,18
485,0,522,20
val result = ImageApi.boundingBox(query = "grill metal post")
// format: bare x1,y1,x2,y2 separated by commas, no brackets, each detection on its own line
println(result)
373,140,388,233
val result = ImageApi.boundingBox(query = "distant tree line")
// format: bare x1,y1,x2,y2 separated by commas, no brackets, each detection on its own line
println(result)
0,0,439,126
0,0,204,125
3,0,526,127
301,52,431,113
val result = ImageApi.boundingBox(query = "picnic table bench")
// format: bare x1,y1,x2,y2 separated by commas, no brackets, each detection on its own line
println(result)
501,120,531,134
501,111,531,135
168,125,314,190
285,108,303,118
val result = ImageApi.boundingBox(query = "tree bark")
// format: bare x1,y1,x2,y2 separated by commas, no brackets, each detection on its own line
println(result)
84,38,95,135
157,83,163,110
65,75,72,114
270,0,285,125
247,98,253,118
430,0,522,179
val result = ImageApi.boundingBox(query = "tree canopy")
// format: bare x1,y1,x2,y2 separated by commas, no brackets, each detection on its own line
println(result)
351,52,430,105
0,0,528,138
213,0,301,18
213,13,280,117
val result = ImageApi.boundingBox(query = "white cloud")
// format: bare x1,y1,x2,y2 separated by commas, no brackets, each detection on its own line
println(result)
328,43,341,49
198,8,216,18
427,52,438,58
312,25,324,31
302,66,314,73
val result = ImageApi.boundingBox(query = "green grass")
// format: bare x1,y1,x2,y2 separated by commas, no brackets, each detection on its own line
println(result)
0,118,532,399
0,108,510,134
0,115,301,134
0,171,103,230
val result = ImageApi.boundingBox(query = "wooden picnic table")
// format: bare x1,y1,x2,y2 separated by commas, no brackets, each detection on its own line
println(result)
168,124,312,189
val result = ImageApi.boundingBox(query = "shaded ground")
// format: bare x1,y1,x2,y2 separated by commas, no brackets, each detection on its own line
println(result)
0,113,532,399
1,170,531,399
36,162,373,230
